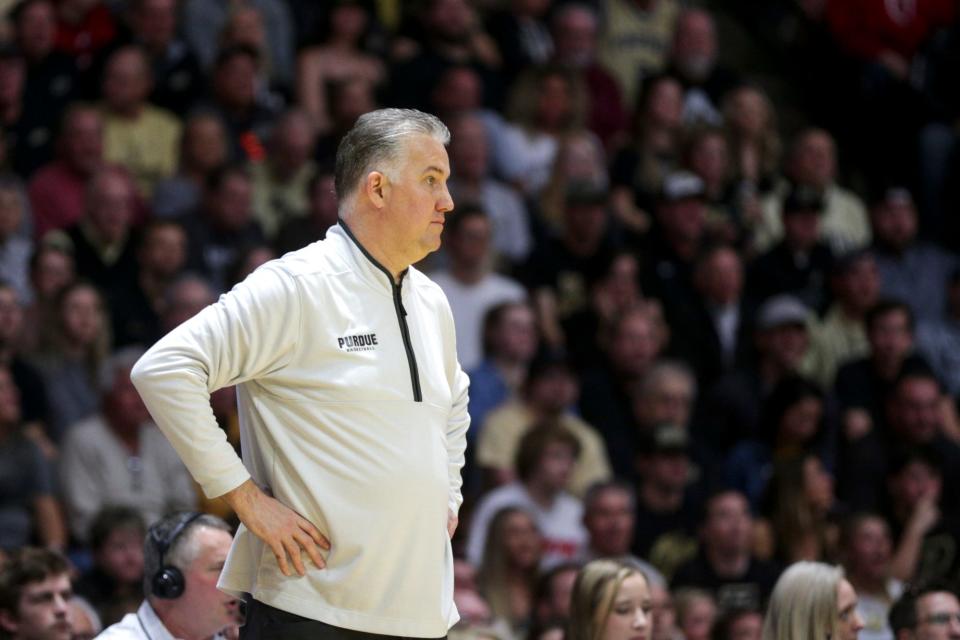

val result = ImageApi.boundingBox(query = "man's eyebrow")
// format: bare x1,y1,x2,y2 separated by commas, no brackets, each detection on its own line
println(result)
422,165,447,175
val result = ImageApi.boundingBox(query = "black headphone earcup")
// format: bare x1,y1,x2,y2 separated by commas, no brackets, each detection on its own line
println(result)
152,566,186,599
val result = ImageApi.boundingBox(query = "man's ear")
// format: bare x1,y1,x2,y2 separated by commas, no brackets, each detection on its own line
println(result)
364,171,390,209
0,608,20,634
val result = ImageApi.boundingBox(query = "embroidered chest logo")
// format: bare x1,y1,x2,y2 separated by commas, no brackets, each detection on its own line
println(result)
337,333,379,352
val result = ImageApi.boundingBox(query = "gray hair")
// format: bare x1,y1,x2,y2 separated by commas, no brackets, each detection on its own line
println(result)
334,108,450,209
142,513,232,598
98,346,146,395
763,561,844,640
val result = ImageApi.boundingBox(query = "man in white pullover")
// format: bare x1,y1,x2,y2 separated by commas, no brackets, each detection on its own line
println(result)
130,108,469,639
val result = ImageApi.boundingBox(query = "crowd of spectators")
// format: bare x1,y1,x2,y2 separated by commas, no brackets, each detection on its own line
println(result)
0,0,959,639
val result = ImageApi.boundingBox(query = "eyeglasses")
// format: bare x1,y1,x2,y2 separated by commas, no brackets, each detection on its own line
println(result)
922,612,960,625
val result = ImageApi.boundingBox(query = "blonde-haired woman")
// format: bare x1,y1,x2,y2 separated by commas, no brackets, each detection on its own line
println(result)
762,561,864,640
569,559,652,640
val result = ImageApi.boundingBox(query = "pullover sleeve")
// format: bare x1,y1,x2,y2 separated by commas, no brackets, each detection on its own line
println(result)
131,265,302,498
439,295,470,517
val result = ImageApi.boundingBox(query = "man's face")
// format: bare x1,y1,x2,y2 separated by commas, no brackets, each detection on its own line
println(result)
846,517,891,585
0,573,72,640
380,134,454,265
658,199,705,244
495,305,538,362
872,199,918,251
633,375,694,430
697,248,742,306
553,9,597,67
915,592,960,640
87,173,134,243
424,0,473,43
96,526,145,585
61,110,103,176
888,461,941,513
890,378,941,443
838,257,880,314
102,48,150,114
210,174,253,231
671,11,717,82
760,323,808,371
140,225,187,278
609,313,659,378
584,488,634,556
177,527,238,638
214,54,257,110
446,215,490,270
869,309,912,368
130,0,177,50
835,578,863,640
703,492,751,555
16,1,56,60
792,131,835,187
448,118,488,180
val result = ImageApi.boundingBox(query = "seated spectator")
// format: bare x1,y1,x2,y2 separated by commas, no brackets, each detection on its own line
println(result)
99,44,181,198
754,128,870,254
532,561,581,629
151,111,228,219
669,244,752,386
549,3,628,150
157,274,215,336
477,352,612,498
97,512,240,640
445,112,531,266
468,424,588,569
871,186,958,323
671,489,779,612
758,453,839,564
699,294,811,454
916,269,960,397
73,506,145,626
476,506,543,636
725,376,829,510
538,130,610,236
524,182,621,351
888,583,960,640
183,0,293,80
665,9,740,126
838,513,902,640
835,300,927,440
250,109,317,239
568,558,653,640
466,301,539,451
843,370,960,514
579,303,667,477
10,0,80,177
0,547,73,640
121,0,204,115
273,166,340,255
721,84,781,197
28,104,105,239
205,45,281,163
59,348,196,543
683,127,740,243
430,206,527,372
609,74,684,239
747,185,834,312
494,66,586,199
179,164,265,293
295,1,385,134
0,365,65,550
803,249,880,388
674,588,717,640
632,424,704,579
0,177,34,303
21,244,75,356
109,220,187,348
30,281,108,440
45,167,139,297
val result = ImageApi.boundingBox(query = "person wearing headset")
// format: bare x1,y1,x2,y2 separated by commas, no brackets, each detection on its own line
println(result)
98,512,241,640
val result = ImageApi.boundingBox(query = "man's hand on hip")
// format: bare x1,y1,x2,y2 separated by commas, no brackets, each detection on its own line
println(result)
222,479,330,577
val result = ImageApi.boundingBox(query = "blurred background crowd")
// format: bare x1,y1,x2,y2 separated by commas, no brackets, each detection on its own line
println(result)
0,0,960,638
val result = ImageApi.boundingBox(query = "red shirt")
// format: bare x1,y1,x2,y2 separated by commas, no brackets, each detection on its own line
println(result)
826,0,955,61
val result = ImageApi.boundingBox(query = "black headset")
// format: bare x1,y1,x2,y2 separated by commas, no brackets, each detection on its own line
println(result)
149,512,203,599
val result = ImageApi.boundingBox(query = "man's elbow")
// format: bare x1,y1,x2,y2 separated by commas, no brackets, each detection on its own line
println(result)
129,351,156,393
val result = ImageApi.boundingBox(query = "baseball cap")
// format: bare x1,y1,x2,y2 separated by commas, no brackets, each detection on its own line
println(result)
757,294,810,331
661,171,705,203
